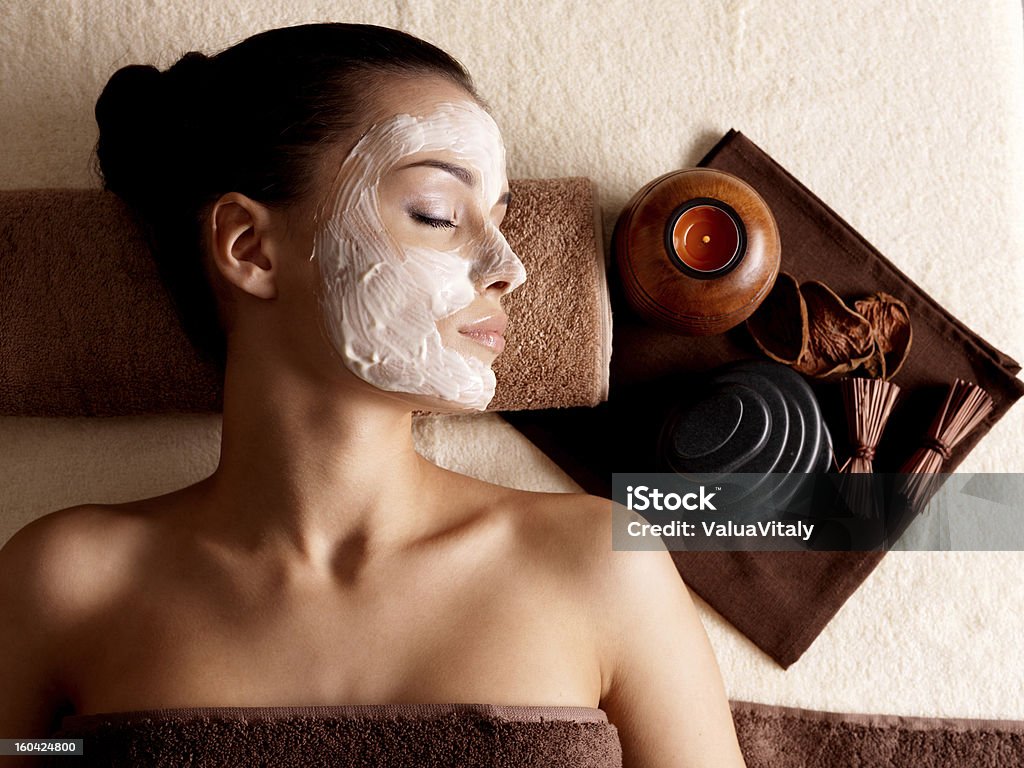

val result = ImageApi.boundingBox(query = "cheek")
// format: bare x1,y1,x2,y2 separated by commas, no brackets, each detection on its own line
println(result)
367,200,472,318
398,245,476,319
276,222,323,326
434,312,459,337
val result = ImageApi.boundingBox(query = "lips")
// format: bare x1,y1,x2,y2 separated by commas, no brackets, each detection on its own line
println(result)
458,314,508,354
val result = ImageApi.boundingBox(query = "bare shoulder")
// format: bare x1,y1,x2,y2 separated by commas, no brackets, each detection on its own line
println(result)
0,503,151,739
0,503,150,624
499,488,678,589
486,488,613,567
488,488,691,641
437,470,693,631
514,495,747,766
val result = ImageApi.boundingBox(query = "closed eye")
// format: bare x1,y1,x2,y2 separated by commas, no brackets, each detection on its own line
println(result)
411,211,456,230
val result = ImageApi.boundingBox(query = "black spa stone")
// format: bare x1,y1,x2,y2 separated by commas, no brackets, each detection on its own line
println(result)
657,360,834,511
661,382,771,474
815,418,834,472
714,368,792,475
709,368,794,506
717,360,826,475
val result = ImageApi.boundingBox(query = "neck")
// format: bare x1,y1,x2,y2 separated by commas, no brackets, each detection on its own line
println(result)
199,343,443,568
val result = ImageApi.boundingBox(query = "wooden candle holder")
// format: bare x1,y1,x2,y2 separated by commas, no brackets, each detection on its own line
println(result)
614,168,781,335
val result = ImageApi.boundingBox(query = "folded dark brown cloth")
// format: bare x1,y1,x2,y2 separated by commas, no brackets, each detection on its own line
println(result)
730,700,1024,767
0,179,610,416
48,703,622,768
506,129,1024,668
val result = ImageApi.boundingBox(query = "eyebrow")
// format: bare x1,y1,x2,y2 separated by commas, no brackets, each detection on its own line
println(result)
400,159,512,206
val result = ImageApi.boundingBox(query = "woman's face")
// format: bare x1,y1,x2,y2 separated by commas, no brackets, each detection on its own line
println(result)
310,77,526,411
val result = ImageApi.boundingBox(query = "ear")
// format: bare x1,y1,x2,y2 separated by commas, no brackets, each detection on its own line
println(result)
209,192,278,300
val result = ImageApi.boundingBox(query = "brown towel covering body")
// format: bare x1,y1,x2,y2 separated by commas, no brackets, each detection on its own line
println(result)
49,699,1024,766
48,703,622,768
0,178,611,416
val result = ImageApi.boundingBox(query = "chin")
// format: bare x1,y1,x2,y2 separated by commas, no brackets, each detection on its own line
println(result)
406,390,493,415
373,365,497,414
341,336,499,413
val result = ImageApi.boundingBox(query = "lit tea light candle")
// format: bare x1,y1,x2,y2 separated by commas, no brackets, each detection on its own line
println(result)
615,167,779,336
668,199,745,276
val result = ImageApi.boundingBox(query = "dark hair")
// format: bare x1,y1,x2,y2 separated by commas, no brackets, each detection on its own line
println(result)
95,23,478,369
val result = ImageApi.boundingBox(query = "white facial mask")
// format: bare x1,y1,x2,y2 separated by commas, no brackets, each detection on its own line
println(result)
311,101,526,411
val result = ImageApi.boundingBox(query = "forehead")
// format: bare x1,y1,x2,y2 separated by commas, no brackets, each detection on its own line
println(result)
365,75,485,124
358,76,501,155
341,97,507,208
355,102,504,166
310,80,507,221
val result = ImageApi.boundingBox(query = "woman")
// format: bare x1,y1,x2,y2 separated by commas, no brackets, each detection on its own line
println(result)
0,23,747,767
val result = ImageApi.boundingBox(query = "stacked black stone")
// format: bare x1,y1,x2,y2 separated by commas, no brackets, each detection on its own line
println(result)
658,360,833,511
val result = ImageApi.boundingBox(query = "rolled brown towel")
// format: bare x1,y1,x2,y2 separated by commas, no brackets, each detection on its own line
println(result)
0,179,610,416
47,703,623,768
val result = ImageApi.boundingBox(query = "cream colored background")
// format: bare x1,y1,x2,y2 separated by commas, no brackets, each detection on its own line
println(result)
2,0,1023,719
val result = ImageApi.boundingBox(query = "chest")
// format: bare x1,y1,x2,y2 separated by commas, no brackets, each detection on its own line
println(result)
66,559,599,713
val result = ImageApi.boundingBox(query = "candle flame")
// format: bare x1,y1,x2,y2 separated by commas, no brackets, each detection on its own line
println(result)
702,235,711,244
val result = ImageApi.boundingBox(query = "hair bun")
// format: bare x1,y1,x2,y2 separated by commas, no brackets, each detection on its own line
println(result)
165,51,211,83
95,64,173,207
95,54,212,208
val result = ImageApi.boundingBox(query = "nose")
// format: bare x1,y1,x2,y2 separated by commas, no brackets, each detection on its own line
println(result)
471,226,527,296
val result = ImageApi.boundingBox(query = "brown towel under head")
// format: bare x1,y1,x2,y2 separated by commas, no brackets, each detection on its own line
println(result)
0,179,610,416
492,179,612,411
48,703,622,768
